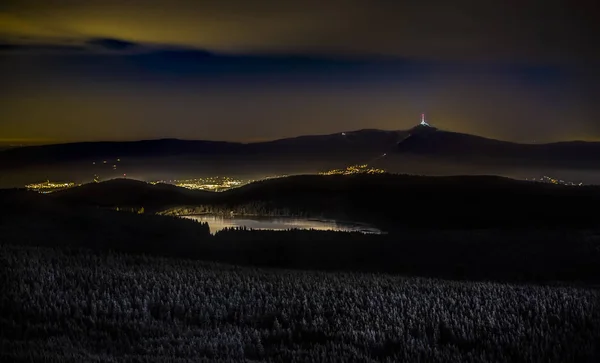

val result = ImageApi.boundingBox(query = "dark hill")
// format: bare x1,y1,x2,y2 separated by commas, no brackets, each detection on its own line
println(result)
3,176,600,284
51,178,214,210
212,174,600,229
0,139,243,168
250,129,403,153
396,128,600,168
398,129,520,157
221,173,526,198
0,188,212,257
4,127,600,173
41,174,600,230
0,130,403,169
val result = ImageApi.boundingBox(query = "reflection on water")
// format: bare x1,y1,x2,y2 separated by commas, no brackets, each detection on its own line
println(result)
182,215,382,234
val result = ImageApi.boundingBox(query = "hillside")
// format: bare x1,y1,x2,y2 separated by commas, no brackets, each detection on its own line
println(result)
0,188,211,256
395,126,600,168
210,174,600,229
2,175,600,283
3,243,598,362
50,178,214,210
0,130,402,169
0,139,243,169
3,127,600,173
38,174,600,230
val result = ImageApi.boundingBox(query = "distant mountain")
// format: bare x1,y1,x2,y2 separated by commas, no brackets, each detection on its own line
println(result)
395,125,600,168
252,129,401,153
0,130,403,169
2,126,600,173
0,139,243,168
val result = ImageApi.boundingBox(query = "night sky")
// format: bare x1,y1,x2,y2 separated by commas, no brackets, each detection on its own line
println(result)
0,0,598,144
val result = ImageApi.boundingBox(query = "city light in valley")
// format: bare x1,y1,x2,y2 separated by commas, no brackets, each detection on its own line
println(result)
150,176,245,192
319,164,385,176
149,175,288,192
22,172,584,195
23,175,288,194
25,181,80,193
526,176,583,186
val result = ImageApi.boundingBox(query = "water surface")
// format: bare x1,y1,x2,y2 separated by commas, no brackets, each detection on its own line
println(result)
182,215,382,234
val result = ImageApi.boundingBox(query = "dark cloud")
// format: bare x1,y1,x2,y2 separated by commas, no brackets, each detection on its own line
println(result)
86,38,137,51
0,37,144,54
0,0,597,63
0,44,446,85
0,42,86,53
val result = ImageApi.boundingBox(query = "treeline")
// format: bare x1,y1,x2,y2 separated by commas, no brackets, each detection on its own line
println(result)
2,192,600,284
0,194,212,258
47,174,600,231
207,228,600,284
207,174,600,231
2,244,598,363
159,202,322,219
2,209,600,284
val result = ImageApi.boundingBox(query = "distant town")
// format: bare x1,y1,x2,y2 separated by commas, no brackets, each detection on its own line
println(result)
318,164,385,176
525,176,584,186
149,176,244,191
24,170,585,194
24,181,81,193
148,176,284,192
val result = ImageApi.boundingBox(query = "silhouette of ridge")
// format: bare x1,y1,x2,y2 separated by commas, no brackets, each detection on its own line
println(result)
1,126,600,170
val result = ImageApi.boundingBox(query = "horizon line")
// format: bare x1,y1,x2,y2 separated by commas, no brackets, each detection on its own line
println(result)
2,126,598,148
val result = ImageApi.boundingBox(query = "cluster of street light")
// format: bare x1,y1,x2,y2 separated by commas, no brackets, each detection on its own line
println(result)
526,176,583,186
150,176,244,192
150,174,290,192
319,164,386,176
24,181,80,193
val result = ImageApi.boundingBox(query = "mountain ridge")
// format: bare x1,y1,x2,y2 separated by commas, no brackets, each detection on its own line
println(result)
395,127,600,165
2,126,600,172
2,126,596,149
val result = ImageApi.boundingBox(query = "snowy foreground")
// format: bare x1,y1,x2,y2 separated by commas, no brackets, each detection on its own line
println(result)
1,244,598,363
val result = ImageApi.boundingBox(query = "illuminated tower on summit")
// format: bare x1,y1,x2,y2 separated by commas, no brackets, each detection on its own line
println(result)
420,113,430,127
